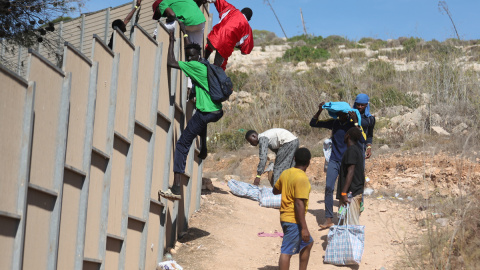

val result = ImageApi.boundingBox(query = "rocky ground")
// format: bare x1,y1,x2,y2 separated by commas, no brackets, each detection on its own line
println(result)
225,44,480,74
166,149,480,269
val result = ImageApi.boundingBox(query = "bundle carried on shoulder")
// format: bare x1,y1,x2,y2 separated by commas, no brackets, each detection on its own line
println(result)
227,179,260,201
258,187,281,208
324,205,365,265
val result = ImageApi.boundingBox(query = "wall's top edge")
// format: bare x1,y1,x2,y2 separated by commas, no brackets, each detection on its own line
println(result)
134,24,158,46
55,2,133,26
92,35,115,57
0,62,29,86
64,42,93,67
28,49,65,77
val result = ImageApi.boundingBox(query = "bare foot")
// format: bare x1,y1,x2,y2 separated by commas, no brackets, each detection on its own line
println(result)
318,223,334,230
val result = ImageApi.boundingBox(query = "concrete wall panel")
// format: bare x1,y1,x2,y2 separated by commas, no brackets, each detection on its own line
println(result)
145,202,163,270
125,218,144,270
112,31,134,138
132,27,157,128
84,152,109,260
156,28,171,117
129,125,151,218
27,55,65,190
57,169,84,270
151,118,169,199
108,137,129,237
0,68,30,213
23,188,56,270
0,216,19,270
105,237,122,270
63,45,92,170
91,37,115,154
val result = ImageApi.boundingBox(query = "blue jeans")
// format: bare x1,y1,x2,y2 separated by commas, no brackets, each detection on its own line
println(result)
173,110,223,173
325,159,341,219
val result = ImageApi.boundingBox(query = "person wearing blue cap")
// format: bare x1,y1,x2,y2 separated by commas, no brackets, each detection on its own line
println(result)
309,101,364,230
353,93,376,160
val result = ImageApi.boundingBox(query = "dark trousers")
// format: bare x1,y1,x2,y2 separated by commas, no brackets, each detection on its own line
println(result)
173,110,223,174
325,159,341,219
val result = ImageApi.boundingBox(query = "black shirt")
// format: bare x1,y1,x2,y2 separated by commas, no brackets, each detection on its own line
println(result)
336,144,365,199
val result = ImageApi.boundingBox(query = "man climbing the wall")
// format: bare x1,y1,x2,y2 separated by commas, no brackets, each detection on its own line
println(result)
159,28,223,200
152,0,206,46
204,0,254,70
108,0,142,49
245,128,299,187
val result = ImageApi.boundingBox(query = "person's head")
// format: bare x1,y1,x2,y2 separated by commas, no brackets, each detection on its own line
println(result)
294,148,311,168
185,43,202,61
245,130,259,146
337,112,349,122
241,8,253,21
112,19,127,33
152,0,164,20
344,127,362,145
354,93,370,114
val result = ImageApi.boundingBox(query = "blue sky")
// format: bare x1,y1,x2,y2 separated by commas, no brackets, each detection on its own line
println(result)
81,0,480,41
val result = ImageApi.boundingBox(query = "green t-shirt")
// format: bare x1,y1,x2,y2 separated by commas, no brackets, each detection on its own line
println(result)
159,0,206,26
178,61,222,113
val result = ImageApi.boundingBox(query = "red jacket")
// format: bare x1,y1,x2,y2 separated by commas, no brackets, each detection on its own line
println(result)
207,0,253,59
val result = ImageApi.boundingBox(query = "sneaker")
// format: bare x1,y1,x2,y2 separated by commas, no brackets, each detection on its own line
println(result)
158,186,181,200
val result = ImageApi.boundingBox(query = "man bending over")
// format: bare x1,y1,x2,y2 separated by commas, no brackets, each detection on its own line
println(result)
245,128,299,187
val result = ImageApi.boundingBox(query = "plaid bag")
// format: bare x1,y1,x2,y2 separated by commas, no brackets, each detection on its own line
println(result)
227,179,260,201
258,187,281,208
324,205,365,265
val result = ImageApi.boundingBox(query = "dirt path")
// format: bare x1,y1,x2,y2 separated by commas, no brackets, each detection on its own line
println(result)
174,179,419,270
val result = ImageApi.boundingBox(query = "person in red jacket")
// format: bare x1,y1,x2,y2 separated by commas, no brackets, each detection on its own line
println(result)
204,0,253,70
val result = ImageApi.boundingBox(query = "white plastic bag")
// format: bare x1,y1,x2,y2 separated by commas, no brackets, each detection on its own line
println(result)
157,260,183,270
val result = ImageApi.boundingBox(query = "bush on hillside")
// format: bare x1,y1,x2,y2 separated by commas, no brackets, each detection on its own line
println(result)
287,34,324,46
281,46,330,63
400,37,422,52
227,70,248,91
365,60,396,82
253,29,285,46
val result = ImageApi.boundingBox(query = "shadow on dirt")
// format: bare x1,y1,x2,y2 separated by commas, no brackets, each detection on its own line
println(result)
177,227,211,243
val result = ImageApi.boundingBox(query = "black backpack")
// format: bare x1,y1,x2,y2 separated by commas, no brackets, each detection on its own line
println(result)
198,58,233,102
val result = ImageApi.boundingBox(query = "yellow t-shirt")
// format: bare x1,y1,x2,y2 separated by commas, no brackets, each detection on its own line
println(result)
274,167,311,224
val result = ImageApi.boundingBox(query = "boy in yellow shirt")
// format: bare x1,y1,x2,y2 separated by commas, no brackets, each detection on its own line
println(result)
273,148,313,270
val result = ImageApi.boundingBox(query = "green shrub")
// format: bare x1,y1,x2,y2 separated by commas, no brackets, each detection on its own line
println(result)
401,37,422,52
369,39,387,51
288,34,324,46
281,46,330,63
358,37,375,44
370,85,418,108
365,60,396,82
227,70,249,91
208,130,246,151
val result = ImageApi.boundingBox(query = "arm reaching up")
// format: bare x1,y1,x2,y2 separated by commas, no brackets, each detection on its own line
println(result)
167,32,180,69
124,0,142,25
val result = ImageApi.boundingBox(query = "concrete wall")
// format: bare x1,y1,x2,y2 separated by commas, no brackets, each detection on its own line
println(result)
0,1,213,269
